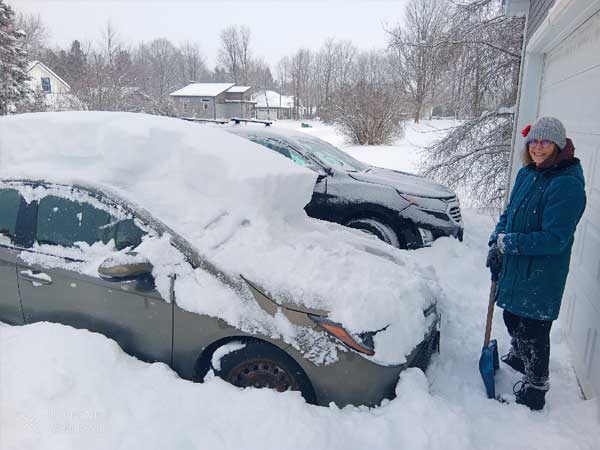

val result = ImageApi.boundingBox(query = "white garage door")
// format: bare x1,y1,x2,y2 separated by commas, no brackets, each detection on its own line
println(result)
537,9,600,399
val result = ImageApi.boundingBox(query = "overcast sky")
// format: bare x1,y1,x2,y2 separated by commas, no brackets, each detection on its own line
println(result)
12,0,408,68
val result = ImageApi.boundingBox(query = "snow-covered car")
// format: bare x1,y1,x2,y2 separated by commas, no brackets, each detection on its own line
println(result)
226,125,463,249
0,112,441,407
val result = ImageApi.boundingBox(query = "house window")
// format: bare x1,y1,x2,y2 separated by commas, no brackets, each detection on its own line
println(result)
203,103,209,110
181,99,190,113
201,98,210,103
41,77,52,93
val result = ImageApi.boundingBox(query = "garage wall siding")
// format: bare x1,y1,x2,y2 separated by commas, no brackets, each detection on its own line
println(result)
527,0,557,44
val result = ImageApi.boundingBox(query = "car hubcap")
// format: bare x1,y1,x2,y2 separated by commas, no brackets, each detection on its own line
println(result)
227,358,298,392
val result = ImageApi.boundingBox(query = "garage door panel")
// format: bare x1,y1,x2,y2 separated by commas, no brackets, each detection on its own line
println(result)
538,67,600,134
542,11,600,88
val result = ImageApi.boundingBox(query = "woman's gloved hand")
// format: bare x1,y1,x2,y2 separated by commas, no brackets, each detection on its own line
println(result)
486,243,503,281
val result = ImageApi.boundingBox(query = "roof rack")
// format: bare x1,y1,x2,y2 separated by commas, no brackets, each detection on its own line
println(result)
179,117,229,125
230,117,273,126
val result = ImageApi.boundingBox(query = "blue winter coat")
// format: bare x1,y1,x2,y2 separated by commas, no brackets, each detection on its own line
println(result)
489,158,586,321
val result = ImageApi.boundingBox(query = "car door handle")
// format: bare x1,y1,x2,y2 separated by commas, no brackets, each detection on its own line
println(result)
20,270,53,286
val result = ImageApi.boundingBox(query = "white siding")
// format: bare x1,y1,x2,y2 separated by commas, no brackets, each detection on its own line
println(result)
28,64,70,95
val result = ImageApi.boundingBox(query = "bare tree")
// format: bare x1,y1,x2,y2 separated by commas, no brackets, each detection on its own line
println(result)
238,25,252,85
322,50,407,145
420,111,513,207
332,40,357,91
289,49,313,119
15,12,48,60
388,0,447,123
178,41,208,83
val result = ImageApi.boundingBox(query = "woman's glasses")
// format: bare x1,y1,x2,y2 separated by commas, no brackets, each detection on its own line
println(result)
527,139,553,147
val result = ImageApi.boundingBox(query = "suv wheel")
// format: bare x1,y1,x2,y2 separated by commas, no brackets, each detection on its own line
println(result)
212,340,316,404
346,218,400,248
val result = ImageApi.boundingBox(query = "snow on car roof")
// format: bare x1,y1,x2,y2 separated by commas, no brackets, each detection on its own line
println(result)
0,112,439,365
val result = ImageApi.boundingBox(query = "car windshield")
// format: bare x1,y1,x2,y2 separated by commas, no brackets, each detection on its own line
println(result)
295,137,369,172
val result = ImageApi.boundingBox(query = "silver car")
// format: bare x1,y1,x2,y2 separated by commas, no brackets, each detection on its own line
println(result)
0,177,440,407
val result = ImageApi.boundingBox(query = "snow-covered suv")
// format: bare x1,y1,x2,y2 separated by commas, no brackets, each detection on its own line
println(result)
227,126,463,249
0,112,441,407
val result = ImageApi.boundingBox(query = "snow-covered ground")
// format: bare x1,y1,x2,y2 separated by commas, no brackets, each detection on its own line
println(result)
1,118,599,450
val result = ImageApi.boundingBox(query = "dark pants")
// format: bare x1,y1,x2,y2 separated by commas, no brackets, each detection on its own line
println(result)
503,309,553,385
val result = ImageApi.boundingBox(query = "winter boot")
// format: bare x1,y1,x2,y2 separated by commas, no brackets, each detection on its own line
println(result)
513,379,549,411
501,350,525,375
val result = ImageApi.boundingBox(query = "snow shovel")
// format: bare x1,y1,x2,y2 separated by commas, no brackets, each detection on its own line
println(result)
479,279,499,399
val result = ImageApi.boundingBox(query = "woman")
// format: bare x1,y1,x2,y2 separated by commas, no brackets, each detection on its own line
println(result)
486,116,586,410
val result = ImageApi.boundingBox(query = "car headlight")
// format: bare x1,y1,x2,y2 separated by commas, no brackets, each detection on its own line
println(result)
308,315,375,355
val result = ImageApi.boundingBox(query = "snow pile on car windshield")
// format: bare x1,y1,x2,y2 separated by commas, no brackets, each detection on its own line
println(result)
0,112,440,365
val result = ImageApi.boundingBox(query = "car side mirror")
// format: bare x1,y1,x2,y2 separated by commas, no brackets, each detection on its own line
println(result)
98,252,153,281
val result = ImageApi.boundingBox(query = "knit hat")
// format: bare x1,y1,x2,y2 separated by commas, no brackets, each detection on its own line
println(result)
526,116,567,150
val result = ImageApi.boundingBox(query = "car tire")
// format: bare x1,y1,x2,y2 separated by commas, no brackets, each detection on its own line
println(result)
212,340,316,404
346,218,401,248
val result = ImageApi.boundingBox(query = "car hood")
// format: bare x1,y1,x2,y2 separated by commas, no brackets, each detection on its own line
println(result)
348,167,455,199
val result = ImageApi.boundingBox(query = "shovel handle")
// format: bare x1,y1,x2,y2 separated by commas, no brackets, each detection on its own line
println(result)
483,280,497,347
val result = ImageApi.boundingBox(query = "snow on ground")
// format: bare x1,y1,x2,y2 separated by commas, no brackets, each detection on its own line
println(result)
1,209,599,450
1,118,598,450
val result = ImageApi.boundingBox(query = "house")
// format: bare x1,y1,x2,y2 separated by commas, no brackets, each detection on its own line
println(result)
169,83,255,119
26,61,81,111
504,0,600,400
251,90,295,120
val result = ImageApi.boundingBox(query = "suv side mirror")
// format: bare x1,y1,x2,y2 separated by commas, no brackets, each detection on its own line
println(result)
98,252,153,281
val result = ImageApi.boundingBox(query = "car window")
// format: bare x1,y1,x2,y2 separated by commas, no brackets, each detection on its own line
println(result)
289,149,307,166
0,189,21,245
296,137,368,172
114,218,145,250
36,195,113,247
250,137,292,159
36,190,148,251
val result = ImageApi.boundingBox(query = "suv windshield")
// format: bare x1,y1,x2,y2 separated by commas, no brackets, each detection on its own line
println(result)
295,137,369,172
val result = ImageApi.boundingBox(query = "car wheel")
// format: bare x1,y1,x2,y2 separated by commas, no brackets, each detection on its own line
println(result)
212,340,316,404
346,218,400,248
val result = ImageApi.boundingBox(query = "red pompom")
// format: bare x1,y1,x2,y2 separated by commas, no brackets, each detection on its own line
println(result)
521,124,531,137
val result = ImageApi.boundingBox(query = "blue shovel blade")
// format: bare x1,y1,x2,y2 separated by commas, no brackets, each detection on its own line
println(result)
479,339,498,399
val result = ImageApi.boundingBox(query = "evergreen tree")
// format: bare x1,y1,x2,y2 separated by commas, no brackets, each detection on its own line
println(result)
0,0,31,115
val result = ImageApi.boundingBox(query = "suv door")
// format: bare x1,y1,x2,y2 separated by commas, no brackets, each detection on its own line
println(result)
0,187,25,325
16,185,172,365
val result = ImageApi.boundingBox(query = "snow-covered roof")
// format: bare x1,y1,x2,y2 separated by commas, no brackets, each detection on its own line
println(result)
27,60,71,91
227,86,252,93
170,83,235,97
252,90,294,109
0,112,437,365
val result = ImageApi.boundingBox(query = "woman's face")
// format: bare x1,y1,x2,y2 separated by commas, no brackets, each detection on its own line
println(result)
528,139,557,165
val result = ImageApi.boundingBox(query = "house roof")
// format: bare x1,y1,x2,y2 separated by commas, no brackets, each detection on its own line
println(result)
27,60,71,91
227,86,252,93
169,83,235,97
251,90,294,109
